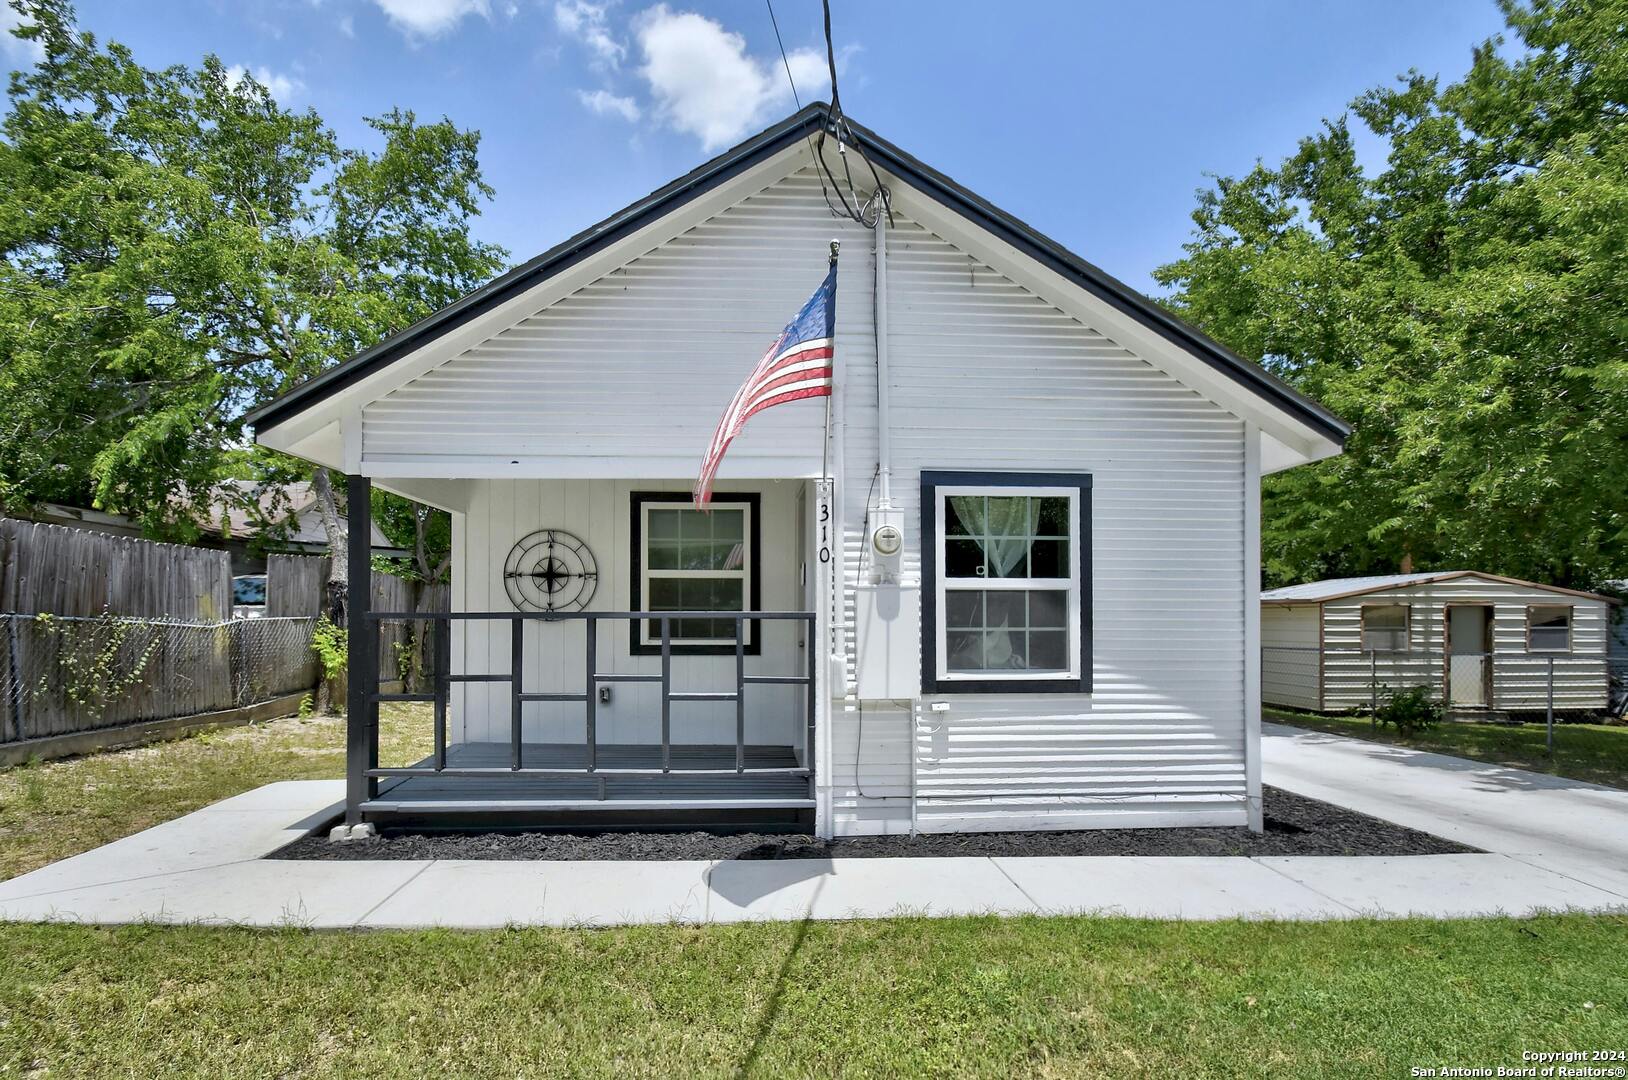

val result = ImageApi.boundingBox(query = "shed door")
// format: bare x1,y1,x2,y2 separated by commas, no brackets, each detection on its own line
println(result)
1447,606,1491,707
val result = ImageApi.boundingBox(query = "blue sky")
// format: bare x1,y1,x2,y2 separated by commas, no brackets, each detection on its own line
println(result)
23,0,1509,294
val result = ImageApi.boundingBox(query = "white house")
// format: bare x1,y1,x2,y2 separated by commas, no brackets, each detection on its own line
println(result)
1262,572,1616,716
248,104,1348,838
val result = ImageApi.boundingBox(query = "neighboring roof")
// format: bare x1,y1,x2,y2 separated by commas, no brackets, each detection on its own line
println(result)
191,481,397,550
196,480,315,540
245,103,1350,447
1262,571,1620,605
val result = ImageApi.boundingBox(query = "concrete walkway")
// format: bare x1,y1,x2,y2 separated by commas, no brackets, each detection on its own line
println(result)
1,727,1625,927
1262,721,1628,901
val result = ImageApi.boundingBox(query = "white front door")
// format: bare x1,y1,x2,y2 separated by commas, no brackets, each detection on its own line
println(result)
1447,606,1489,706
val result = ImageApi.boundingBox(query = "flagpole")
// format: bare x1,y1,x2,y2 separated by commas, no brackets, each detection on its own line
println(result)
823,239,838,487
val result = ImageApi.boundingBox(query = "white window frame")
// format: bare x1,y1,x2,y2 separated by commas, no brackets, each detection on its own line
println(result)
933,485,1082,683
638,499,755,648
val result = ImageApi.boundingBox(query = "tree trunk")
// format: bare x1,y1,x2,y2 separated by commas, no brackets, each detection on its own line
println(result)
310,466,349,713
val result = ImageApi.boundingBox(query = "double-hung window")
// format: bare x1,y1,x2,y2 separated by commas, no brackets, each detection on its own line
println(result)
1360,605,1410,652
630,492,761,655
1527,605,1572,653
921,471,1091,694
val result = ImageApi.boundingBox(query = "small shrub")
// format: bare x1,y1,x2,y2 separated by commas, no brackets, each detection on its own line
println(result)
1372,685,1442,737
310,617,348,715
311,617,347,682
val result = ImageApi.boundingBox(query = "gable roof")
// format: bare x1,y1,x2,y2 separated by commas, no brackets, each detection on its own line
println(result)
1262,571,1618,605
245,102,1350,446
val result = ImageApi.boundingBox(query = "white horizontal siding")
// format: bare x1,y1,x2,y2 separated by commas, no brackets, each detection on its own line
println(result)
830,210,1249,835
1320,576,1610,712
362,170,876,476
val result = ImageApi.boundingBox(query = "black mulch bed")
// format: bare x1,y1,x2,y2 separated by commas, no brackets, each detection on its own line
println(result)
271,785,1476,862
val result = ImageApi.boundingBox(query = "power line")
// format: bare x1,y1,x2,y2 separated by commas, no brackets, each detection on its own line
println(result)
765,0,891,229
765,0,802,111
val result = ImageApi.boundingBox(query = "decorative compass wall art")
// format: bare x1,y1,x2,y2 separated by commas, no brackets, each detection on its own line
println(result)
502,529,598,612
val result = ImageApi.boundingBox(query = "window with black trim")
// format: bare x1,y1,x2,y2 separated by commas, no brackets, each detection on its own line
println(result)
1527,605,1572,653
630,492,761,655
1360,604,1410,652
921,471,1091,694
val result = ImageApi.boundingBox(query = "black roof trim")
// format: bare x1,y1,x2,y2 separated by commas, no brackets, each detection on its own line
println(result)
249,103,1349,445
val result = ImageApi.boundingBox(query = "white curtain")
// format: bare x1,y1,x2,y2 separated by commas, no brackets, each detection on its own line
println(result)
948,496,1037,578
947,496,1038,669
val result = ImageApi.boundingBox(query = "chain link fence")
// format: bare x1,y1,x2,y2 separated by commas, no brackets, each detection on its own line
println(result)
0,613,321,745
1265,645,1628,721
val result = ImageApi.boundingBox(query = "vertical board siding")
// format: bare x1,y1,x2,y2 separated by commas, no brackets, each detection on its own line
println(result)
0,518,230,620
1318,576,1610,711
456,478,807,748
836,212,1248,834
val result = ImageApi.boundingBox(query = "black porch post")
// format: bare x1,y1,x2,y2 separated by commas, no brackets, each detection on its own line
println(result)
344,473,377,826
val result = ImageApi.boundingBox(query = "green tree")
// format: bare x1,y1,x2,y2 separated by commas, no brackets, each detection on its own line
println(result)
0,0,507,538
1155,0,1628,589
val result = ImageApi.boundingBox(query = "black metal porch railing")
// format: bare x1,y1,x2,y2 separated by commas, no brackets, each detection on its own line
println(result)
358,610,817,801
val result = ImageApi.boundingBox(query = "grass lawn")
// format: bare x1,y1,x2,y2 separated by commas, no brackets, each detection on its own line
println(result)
0,704,432,881
0,915,1625,1077
1266,708,1628,789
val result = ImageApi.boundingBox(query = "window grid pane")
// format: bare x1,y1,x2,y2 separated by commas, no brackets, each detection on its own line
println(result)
643,504,749,642
943,588,1070,673
943,494,1070,581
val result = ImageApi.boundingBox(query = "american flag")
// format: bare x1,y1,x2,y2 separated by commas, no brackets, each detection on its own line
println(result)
694,263,837,508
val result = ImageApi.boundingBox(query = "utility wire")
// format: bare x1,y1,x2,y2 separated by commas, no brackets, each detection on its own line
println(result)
765,0,802,111
766,0,892,228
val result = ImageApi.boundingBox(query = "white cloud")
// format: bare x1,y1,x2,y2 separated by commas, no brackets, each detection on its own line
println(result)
555,0,624,68
370,0,490,38
633,6,826,151
0,6,44,65
224,64,306,104
577,87,640,121
338,13,356,37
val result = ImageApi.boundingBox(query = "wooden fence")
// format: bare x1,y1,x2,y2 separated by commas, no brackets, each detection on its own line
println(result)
266,554,448,685
0,520,450,745
0,518,231,620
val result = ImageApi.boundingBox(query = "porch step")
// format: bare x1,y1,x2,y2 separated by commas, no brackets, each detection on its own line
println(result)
363,741,814,822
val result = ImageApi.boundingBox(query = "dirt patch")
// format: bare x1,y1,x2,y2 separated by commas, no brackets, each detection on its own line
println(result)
270,785,1475,861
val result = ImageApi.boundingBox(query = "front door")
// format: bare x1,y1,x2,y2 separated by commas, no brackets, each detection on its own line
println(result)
1446,606,1491,706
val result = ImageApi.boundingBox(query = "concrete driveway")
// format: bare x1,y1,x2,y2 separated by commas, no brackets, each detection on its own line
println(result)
1262,722,1628,900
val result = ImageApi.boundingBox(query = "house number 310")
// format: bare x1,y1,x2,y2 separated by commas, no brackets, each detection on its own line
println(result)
818,497,832,563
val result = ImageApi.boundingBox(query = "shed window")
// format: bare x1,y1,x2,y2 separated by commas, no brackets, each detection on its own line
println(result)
1527,606,1572,653
630,492,760,654
921,471,1091,694
1360,605,1410,652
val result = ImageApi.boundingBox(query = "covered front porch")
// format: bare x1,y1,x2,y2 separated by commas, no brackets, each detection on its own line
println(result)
341,475,829,832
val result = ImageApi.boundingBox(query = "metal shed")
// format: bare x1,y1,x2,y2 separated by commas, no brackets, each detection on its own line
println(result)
1262,571,1616,716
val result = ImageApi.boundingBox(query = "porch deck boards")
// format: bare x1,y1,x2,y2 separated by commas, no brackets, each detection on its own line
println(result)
364,741,812,813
